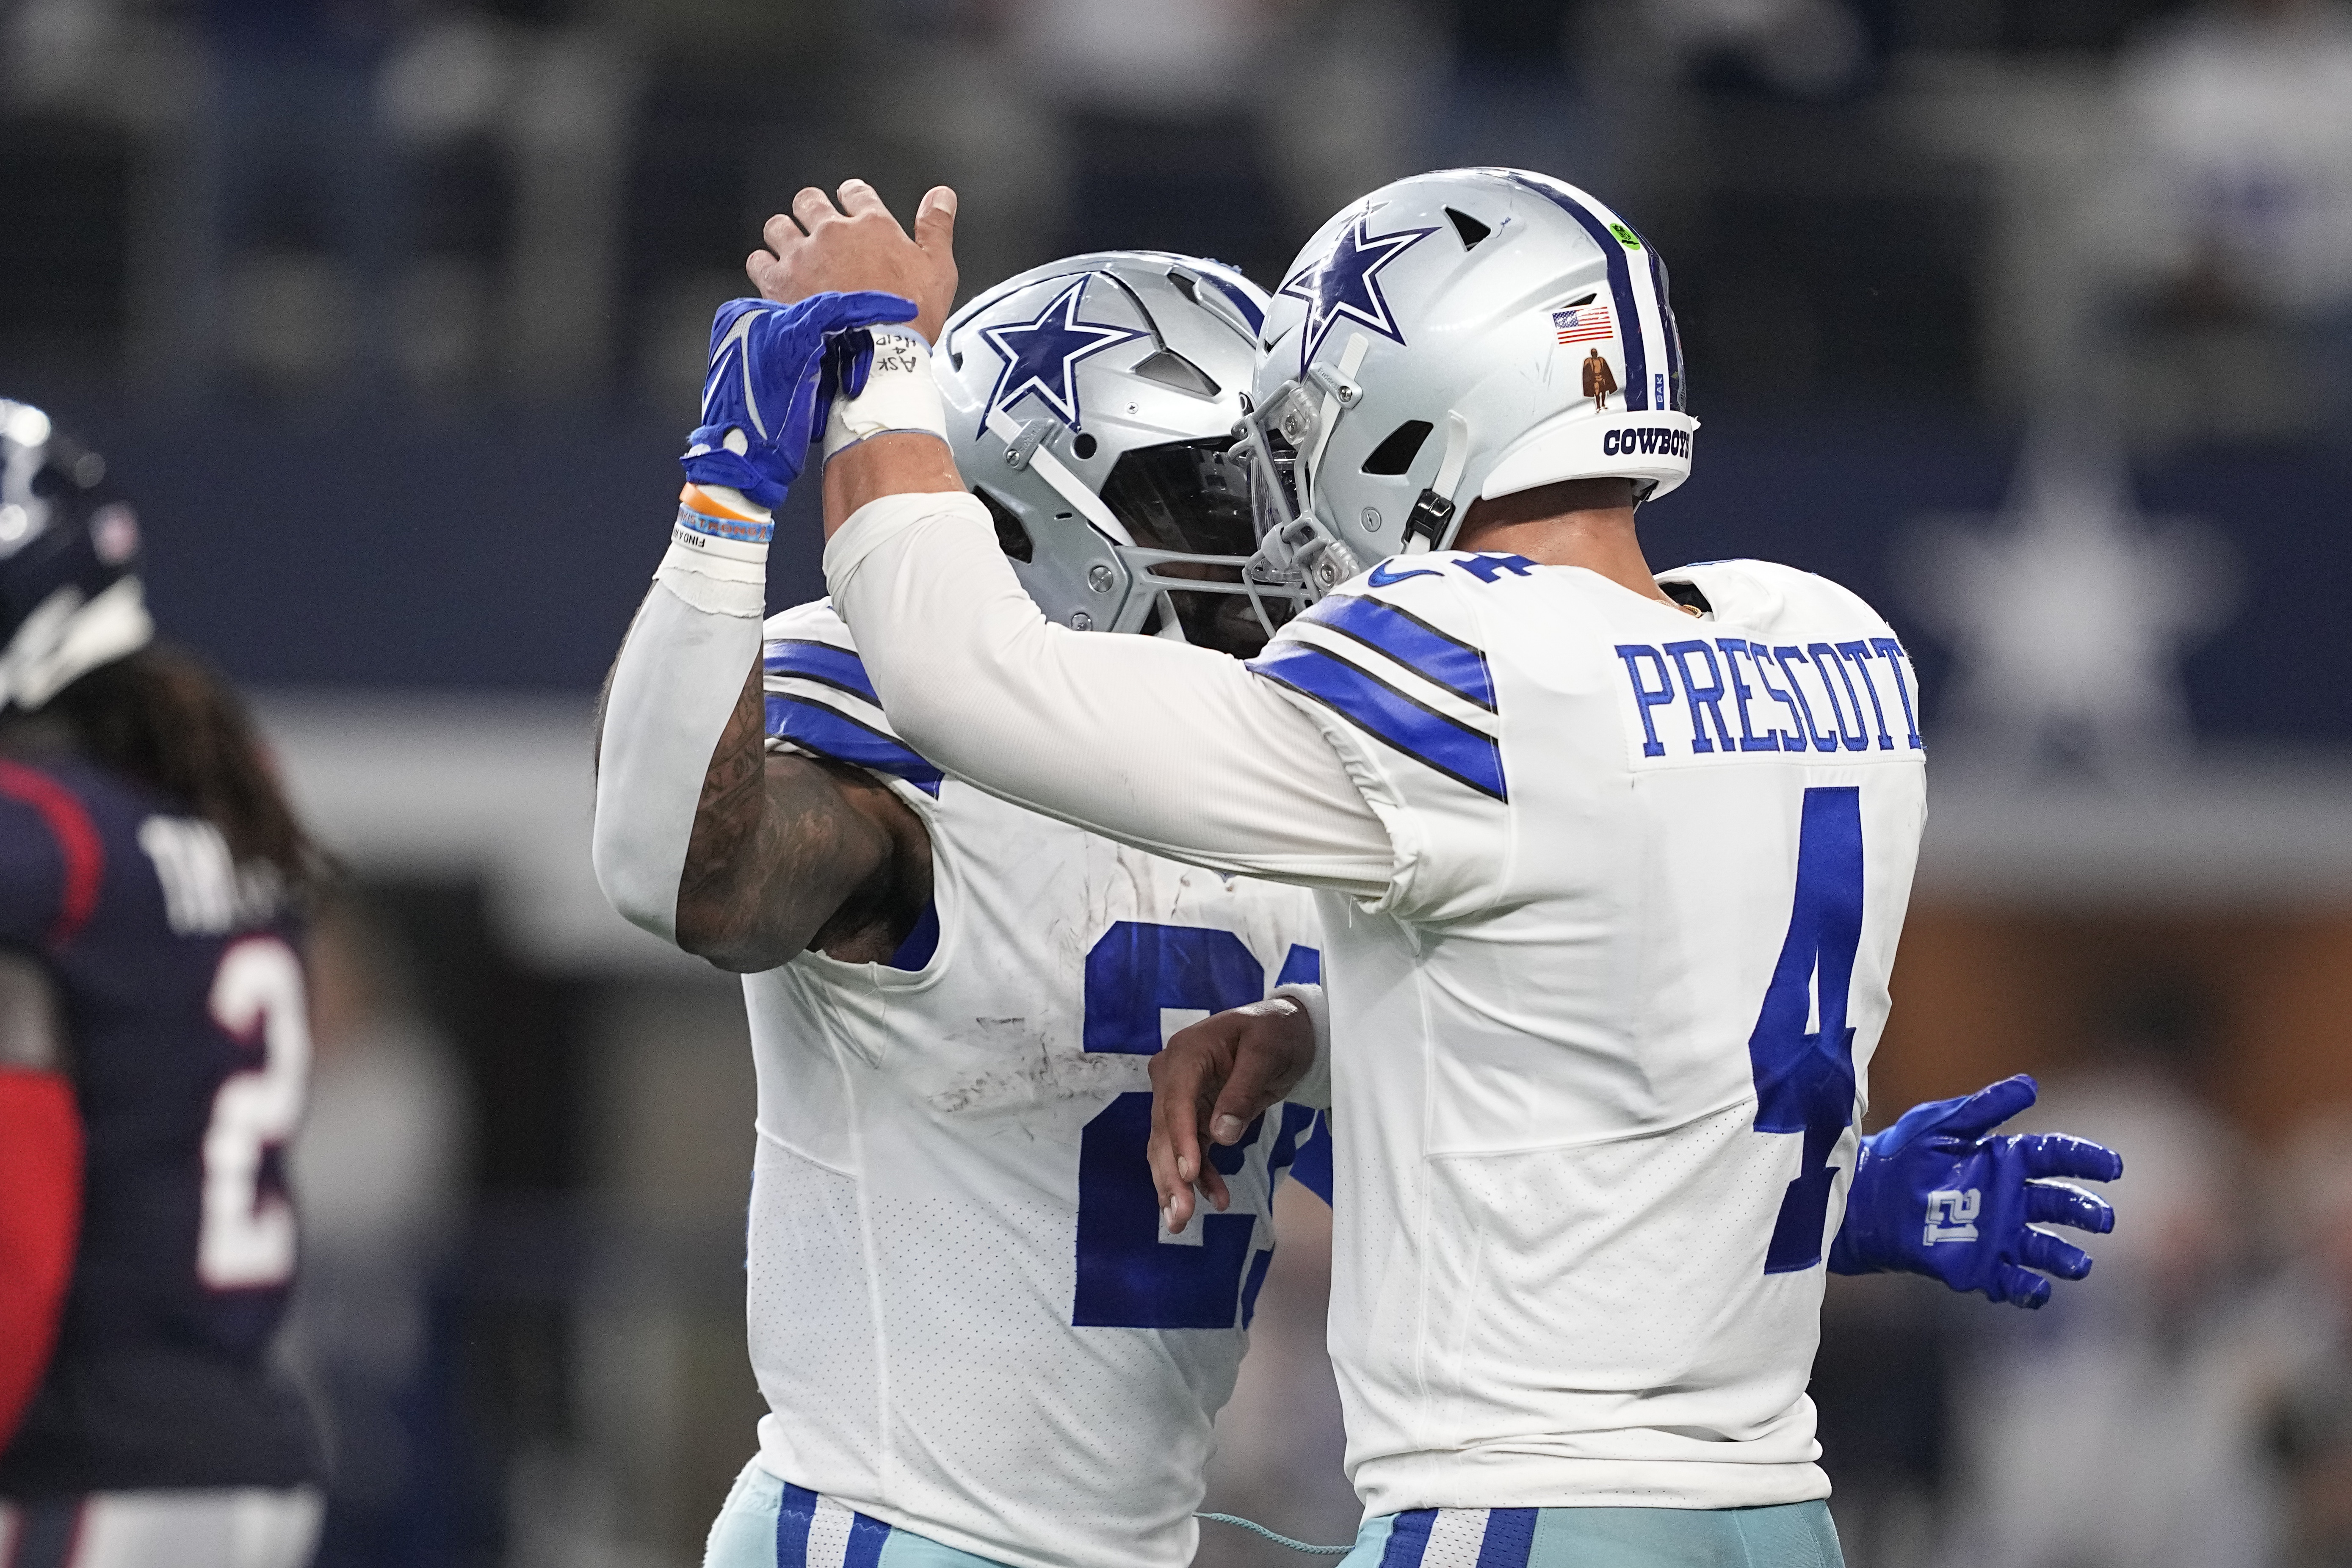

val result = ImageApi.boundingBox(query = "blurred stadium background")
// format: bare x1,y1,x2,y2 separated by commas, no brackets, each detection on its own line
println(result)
7,0,2352,1562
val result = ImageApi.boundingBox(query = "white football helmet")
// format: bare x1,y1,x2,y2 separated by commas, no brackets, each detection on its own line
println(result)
1236,168,1700,606
936,251,1280,652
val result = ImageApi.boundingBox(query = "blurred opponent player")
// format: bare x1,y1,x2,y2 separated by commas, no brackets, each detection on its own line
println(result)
0,402,325,1567
741,174,2125,1565
591,254,1335,1568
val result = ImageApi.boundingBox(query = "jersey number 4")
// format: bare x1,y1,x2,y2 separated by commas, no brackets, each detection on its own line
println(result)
1072,921,1318,1330
1748,786,1864,1274
200,935,312,1290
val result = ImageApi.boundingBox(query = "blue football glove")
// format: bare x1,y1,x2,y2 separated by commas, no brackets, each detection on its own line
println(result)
1829,1074,2123,1308
680,291,917,509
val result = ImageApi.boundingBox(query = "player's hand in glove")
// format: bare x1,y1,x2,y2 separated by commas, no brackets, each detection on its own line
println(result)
680,291,917,510
1829,1073,2122,1308
1147,998,1316,1235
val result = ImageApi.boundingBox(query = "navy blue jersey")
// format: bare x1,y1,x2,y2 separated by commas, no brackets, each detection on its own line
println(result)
0,751,322,1496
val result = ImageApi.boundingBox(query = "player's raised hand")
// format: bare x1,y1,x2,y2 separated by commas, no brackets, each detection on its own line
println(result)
680,293,918,509
1147,998,1317,1235
747,180,959,346
1829,1073,2124,1308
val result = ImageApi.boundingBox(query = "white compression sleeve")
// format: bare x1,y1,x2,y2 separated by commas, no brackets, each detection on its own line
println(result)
1271,983,1332,1111
591,487,769,943
824,492,1394,896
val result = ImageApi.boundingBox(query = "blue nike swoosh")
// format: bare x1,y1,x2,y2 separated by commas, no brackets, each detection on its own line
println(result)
1368,559,1443,587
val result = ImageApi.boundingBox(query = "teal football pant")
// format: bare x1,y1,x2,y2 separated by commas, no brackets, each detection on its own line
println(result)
702,1462,1015,1568
1339,1500,1843,1567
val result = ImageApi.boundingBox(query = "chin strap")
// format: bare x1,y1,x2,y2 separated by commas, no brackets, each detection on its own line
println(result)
1401,411,1472,555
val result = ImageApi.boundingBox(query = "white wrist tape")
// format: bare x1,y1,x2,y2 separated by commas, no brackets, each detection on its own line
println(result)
657,484,770,618
1271,982,1333,1111
824,329,950,459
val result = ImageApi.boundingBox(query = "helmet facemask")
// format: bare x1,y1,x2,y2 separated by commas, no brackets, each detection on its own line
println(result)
1093,437,1282,655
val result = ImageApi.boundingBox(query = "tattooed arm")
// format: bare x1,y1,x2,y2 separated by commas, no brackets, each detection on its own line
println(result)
669,658,931,971
592,608,931,974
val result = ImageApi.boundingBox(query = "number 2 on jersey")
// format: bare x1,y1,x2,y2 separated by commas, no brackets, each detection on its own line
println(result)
1748,786,1863,1274
1072,921,1315,1330
200,935,311,1290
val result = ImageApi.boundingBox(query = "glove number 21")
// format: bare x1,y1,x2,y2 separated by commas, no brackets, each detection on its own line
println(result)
1924,1188,1982,1244
1747,786,1865,1275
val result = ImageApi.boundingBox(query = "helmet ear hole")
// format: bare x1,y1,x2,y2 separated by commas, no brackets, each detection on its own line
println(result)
1362,420,1434,476
1131,348,1221,398
1445,207,1492,249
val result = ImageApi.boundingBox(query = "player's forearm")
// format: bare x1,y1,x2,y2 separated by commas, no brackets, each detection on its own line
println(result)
591,484,774,943
824,490,1394,893
670,663,805,969
821,431,959,539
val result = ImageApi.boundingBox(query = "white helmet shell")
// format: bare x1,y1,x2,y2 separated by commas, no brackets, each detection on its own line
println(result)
1240,168,1697,600
935,251,1271,645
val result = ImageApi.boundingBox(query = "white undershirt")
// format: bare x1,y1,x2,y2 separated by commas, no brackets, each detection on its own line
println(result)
822,491,1394,898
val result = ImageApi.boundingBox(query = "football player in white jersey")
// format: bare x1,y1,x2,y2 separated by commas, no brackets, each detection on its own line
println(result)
591,251,1350,1568
729,172,2125,1567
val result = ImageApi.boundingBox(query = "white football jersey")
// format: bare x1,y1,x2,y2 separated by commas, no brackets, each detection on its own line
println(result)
741,600,1327,1568
1246,553,1928,1516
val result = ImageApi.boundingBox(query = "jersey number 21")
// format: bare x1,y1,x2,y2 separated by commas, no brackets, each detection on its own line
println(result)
1072,921,1318,1330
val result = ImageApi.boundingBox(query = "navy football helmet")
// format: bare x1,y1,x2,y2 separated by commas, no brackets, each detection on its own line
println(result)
0,400,153,711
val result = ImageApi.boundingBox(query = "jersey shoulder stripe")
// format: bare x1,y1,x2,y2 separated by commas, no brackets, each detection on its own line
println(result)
0,759,105,947
1299,593,1497,712
764,638,880,705
765,694,944,796
761,600,945,796
1248,641,1506,801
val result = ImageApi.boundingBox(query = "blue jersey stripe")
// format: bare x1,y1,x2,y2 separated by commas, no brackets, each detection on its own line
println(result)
884,897,940,972
1303,595,1496,712
1379,1510,1438,1567
765,695,943,796
843,1511,893,1568
764,639,879,704
1475,1509,1539,1567
1503,173,1653,412
1250,644,1506,800
777,1482,820,1567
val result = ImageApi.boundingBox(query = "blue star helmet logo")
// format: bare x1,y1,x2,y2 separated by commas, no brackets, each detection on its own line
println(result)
1278,207,1438,373
976,274,1149,436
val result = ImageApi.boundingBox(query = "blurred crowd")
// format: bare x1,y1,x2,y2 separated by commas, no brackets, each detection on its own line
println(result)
4,0,2352,446
1820,987,2352,1568
7,0,2352,1565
